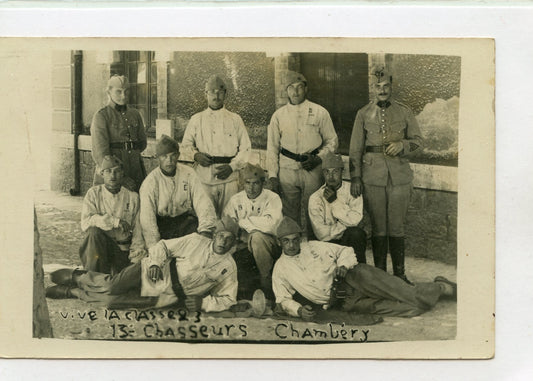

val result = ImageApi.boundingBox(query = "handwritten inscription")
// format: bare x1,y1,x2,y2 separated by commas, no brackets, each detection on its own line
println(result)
58,308,370,342
274,322,369,341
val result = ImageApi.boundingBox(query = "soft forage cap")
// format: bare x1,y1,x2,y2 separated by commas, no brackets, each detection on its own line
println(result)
276,216,303,239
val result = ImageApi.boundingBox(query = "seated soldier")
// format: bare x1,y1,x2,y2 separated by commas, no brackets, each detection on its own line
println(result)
79,155,146,275
308,152,366,264
223,163,283,301
272,217,456,321
139,135,216,250
46,217,240,313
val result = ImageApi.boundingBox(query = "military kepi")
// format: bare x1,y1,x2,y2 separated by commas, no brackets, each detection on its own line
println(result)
276,216,303,239
284,71,307,88
322,152,344,169
371,65,392,84
107,75,129,89
205,75,227,92
156,134,180,157
100,155,123,172
214,216,240,237
242,163,266,180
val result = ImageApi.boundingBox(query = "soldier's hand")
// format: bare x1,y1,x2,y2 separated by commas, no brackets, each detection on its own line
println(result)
350,177,363,198
194,152,213,167
323,186,338,203
298,305,316,321
335,265,348,280
185,295,203,312
302,155,322,171
265,177,281,194
385,141,404,156
148,265,163,283
118,219,132,234
215,164,233,180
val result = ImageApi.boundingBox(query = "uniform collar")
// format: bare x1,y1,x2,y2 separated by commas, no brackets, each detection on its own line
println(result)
102,185,123,196
286,99,308,111
207,106,225,114
108,100,127,112
376,100,391,108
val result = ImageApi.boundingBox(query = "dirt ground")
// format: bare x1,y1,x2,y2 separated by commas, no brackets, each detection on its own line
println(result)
35,190,456,344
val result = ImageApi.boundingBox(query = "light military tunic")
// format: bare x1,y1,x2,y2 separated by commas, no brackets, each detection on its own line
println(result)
139,164,216,248
266,100,338,177
181,107,251,185
223,189,283,240
272,241,357,317
141,233,238,311
81,185,146,261
308,182,364,242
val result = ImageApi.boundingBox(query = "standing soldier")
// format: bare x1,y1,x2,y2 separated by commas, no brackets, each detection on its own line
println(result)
91,75,147,192
266,71,338,237
181,75,252,217
349,66,423,284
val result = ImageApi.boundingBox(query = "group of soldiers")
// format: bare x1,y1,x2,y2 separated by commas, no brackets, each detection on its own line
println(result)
46,68,456,322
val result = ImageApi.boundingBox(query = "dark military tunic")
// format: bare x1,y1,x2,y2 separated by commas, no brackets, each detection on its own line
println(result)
349,100,422,186
90,102,147,192
349,100,423,236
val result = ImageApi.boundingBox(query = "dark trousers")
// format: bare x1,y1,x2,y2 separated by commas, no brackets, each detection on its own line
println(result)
75,262,159,309
341,264,442,317
79,227,130,275
233,244,281,301
157,213,199,240
331,226,367,264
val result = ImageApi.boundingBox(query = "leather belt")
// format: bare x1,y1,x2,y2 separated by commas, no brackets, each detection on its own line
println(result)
365,145,386,153
169,257,187,306
210,155,235,164
280,147,320,162
110,141,143,151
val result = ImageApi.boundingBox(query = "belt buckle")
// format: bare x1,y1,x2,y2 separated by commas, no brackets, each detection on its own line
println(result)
125,141,134,152
300,154,309,162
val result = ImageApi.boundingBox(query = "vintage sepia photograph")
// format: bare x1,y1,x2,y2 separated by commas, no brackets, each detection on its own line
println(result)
0,37,494,359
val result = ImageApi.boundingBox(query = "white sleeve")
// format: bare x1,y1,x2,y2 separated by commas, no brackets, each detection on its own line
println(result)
80,189,119,232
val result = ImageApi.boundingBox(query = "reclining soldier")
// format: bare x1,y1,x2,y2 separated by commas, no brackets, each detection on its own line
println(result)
272,217,457,320
46,217,240,313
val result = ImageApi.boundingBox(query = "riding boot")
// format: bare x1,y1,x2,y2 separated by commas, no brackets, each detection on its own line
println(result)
371,236,388,271
389,236,413,285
